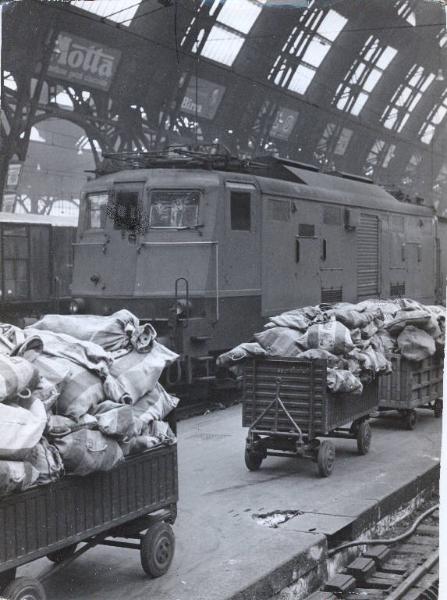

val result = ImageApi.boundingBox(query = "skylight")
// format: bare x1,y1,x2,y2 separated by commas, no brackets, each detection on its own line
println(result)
268,8,347,96
70,1,142,25
419,93,447,144
216,0,264,35
200,25,245,66
333,37,397,116
381,65,435,132
184,0,265,67
396,0,416,26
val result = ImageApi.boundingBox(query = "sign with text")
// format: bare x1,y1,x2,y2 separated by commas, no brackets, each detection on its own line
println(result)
181,76,226,121
48,32,121,91
270,107,299,140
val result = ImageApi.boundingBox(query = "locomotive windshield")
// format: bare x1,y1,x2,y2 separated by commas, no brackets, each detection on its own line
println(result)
86,192,108,229
149,190,200,228
112,190,140,231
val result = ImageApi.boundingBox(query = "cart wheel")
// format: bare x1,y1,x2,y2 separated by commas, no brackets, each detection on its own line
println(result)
3,577,46,600
47,543,77,564
317,441,335,478
434,399,443,419
245,449,263,471
0,569,16,592
140,522,175,578
357,421,372,455
403,409,418,430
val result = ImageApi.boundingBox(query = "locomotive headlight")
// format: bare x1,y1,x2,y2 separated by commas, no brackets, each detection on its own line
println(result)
69,298,86,314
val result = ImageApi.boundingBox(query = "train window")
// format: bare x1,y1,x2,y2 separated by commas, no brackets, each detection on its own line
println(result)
86,192,108,229
149,190,200,228
3,226,29,299
112,191,140,231
230,192,251,231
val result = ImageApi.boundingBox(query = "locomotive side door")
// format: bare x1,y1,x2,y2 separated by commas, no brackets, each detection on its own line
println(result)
293,202,321,306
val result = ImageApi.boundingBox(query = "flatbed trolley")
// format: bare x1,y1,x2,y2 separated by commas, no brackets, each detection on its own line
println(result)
377,353,443,429
0,442,178,600
242,357,379,478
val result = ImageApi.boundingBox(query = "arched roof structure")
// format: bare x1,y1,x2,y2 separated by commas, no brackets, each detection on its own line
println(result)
1,0,446,213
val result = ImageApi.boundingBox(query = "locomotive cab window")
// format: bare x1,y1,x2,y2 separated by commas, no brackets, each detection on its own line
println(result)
112,190,140,231
230,191,251,231
86,192,108,229
149,190,200,228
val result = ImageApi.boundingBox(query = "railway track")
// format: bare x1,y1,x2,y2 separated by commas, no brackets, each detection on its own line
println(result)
308,502,439,600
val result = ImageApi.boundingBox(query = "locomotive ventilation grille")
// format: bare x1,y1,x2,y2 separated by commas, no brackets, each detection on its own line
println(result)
321,288,343,303
298,223,315,237
390,282,406,297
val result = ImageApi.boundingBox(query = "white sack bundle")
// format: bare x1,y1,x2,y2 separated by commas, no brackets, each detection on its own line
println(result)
0,354,39,402
0,460,39,498
0,401,47,460
216,342,266,367
104,341,179,403
397,326,436,362
254,327,304,357
133,383,179,423
327,369,363,395
301,320,354,355
31,310,156,353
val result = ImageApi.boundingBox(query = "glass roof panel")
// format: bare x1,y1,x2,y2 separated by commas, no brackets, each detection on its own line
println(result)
217,0,263,35
421,125,436,144
200,25,245,66
433,105,447,125
301,38,331,68
350,92,369,116
70,0,142,25
376,47,398,70
363,68,382,93
383,108,399,129
395,86,412,107
397,112,410,131
288,64,315,95
317,9,348,42
420,73,435,93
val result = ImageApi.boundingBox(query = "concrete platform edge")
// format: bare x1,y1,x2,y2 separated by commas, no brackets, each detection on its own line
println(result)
229,463,440,600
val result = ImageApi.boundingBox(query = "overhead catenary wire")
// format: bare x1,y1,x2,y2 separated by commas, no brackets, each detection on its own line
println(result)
118,3,173,26
26,0,447,160
99,0,150,21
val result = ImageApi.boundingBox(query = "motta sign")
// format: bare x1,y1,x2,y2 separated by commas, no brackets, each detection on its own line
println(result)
48,32,121,91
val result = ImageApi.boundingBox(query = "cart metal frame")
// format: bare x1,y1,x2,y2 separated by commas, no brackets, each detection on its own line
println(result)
242,357,379,477
0,441,178,599
377,354,443,429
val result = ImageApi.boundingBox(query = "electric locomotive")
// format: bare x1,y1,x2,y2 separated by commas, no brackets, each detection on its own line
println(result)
71,147,444,389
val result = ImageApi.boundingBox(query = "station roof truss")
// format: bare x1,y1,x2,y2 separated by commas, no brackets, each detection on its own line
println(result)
1,0,447,213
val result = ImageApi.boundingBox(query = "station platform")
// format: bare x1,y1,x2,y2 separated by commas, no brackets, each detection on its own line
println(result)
24,404,441,600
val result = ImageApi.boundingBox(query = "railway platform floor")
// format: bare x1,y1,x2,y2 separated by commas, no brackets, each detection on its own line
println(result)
23,404,441,600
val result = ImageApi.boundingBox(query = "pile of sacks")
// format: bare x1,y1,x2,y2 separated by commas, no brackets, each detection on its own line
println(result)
218,298,445,396
0,310,179,498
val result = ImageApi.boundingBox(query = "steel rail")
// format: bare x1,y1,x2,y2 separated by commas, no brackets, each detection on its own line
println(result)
386,549,438,600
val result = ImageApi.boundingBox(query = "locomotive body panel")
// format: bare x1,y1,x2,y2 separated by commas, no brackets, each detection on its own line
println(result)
71,164,440,386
